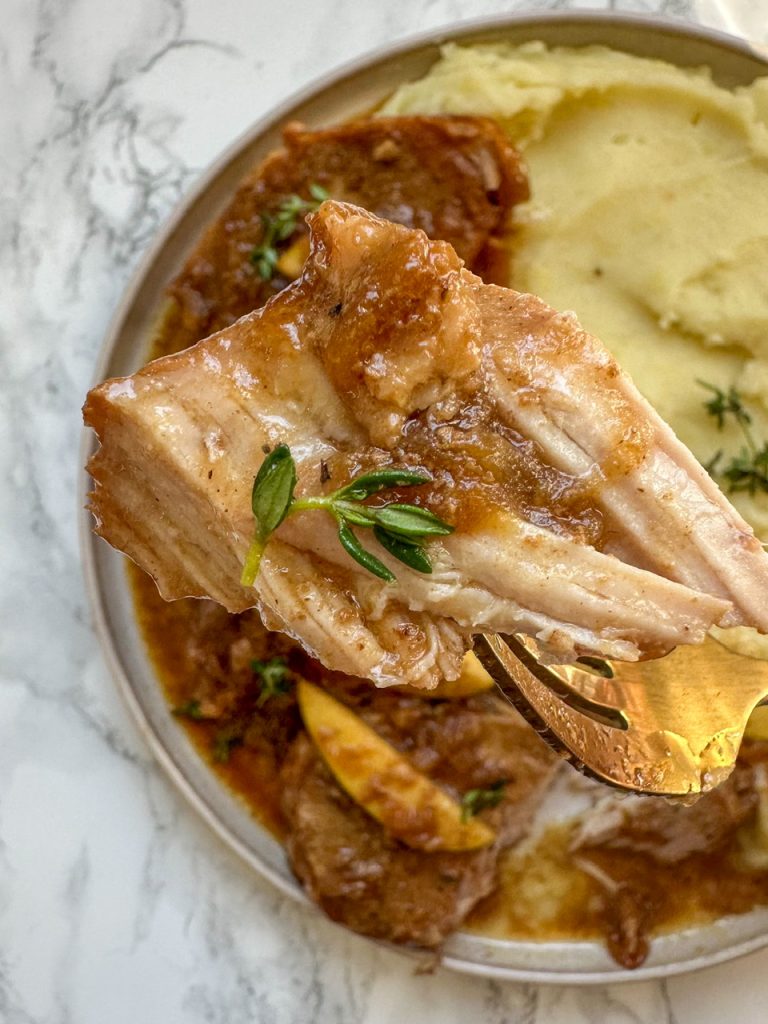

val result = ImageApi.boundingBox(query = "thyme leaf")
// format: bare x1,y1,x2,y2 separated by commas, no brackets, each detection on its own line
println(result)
241,444,296,586
241,446,453,585
698,381,768,496
250,184,329,281
372,504,454,538
211,726,243,764
373,526,433,575
460,780,507,823
721,443,768,496
698,380,752,432
251,656,292,706
337,519,395,582
172,699,205,720
334,468,432,502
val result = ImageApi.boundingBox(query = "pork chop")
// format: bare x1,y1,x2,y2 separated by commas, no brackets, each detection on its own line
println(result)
162,115,527,356
84,202,768,687
280,692,556,947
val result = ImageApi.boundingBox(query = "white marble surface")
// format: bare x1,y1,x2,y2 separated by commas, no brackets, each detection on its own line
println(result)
3,0,768,1020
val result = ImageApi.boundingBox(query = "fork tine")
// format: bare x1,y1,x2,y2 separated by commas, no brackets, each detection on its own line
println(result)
475,632,768,797
474,633,628,788
475,634,629,730
473,633,581,763
474,633,667,794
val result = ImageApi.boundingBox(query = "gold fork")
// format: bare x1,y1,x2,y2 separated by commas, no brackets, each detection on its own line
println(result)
474,633,768,797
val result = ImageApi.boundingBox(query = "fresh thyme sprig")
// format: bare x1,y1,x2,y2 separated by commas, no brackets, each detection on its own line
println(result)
171,701,243,763
718,445,768,495
699,381,752,431
460,780,507,823
172,699,206,720
250,183,329,280
211,725,244,764
251,656,292,707
240,444,453,587
698,380,768,496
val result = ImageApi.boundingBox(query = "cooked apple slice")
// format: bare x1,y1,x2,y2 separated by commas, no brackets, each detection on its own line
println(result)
434,650,494,698
297,679,496,851
746,707,768,741
397,651,495,699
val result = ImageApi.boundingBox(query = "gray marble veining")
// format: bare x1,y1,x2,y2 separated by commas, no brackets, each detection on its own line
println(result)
2,0,768,1020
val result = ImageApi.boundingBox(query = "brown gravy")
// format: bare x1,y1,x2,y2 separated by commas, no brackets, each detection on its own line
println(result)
130,564,290,838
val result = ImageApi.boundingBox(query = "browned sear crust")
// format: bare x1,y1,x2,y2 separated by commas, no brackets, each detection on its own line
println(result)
163,115,528,355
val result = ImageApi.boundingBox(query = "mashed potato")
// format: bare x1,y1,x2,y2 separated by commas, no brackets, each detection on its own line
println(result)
383,42,768,536
384,42,768,679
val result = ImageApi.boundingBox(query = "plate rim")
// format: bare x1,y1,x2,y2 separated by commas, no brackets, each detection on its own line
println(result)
79,8,768,985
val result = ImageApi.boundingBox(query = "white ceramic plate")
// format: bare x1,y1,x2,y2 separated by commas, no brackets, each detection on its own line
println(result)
80,11,768,983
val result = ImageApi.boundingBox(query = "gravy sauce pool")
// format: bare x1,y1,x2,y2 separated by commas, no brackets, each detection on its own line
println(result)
129,563,292,839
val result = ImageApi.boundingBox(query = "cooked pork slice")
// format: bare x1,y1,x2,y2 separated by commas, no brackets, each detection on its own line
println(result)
570,761,760,967
571,768,757,865
477,285,768,625
280,693,556,947
85,202,768,688
163,115,527,355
